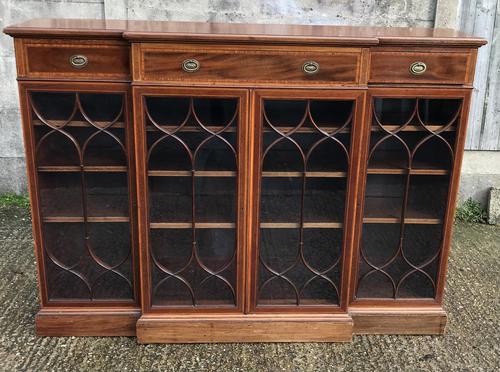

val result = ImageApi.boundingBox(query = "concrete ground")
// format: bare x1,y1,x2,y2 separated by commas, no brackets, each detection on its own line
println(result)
0,207,498,372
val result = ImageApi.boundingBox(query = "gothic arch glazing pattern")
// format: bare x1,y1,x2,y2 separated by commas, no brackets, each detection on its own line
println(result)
257,98,354,307
145,95,239,307
30,91,134,302
357,97,462,299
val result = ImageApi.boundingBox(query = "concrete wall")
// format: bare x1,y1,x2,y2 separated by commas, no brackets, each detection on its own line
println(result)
460,151,500,205
104,0,437,26
459,0,500,151
0,0,498,205
0,0,105,194
0,0,437,195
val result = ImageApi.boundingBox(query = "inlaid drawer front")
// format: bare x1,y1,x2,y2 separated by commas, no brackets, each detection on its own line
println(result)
369,51,472,84
134,44,362,85
17,39,130,80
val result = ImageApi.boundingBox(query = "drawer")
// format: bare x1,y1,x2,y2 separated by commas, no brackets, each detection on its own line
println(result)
369,51,472,84
134,44,362,85
17,39,130,80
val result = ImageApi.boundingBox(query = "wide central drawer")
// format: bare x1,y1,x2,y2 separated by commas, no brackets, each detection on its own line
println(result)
133,44,362,85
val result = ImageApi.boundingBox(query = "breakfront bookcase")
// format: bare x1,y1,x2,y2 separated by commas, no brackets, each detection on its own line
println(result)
4,19,485,343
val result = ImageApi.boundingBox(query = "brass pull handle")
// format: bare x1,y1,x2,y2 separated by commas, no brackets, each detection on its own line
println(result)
182,59,200,72
303,61,320,75
410,61,427,75
69,54,88,69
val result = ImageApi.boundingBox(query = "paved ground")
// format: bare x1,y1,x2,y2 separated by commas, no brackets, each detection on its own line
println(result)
0,206,498,372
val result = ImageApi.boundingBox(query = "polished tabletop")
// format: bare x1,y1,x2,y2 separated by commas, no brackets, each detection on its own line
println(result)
3,18,487,47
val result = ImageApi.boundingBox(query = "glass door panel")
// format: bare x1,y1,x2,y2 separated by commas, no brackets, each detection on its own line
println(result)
30,90,135,303
253,93,358,310
356,96,462,300
143,93,242,309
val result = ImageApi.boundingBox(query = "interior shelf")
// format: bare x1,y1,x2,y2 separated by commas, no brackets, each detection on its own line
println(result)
261,171,347,178
150,222,236,229
38,166,128,172
43,216,130,223
363,196,443,224
260,177,346,224
148,170,236,177
362,174,449,224
148,176,236,224
371,124,455,132
38,172,130,220
33,119,125,128
260,222,343,229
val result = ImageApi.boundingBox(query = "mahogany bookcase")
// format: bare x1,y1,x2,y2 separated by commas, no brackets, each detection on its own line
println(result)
4,19,486,343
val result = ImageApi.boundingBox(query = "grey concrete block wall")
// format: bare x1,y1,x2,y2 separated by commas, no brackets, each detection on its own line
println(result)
0,0,106,194
0,0,437,194
0,0,498,202
488,188,500,224
105,0,436,26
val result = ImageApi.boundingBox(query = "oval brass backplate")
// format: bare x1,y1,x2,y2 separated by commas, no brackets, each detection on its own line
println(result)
182,59,200,72
410,61,427,75
69,54,88,69
303,61,320,75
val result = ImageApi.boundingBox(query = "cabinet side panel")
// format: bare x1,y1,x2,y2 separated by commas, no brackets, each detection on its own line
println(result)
18,84,49,307
435,89,472,303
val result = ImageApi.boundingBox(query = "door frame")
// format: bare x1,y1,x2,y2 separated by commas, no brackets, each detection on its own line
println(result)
132,86,249,314
247,88,367,314
349,87,472,308
18,80,140,309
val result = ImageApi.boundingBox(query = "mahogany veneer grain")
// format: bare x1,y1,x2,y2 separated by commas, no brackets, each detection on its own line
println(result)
4,19,486,343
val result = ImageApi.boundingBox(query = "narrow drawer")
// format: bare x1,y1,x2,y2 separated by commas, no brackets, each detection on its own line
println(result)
134,44,362,85
369,51,472,84
17,39,130,80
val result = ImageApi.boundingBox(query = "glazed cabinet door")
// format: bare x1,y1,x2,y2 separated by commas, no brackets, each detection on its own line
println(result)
134,87,248,313
19,82,138,306
248,89,365,312
352,88,470,305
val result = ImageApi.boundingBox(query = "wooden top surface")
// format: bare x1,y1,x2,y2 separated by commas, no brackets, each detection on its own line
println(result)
3,18,487,47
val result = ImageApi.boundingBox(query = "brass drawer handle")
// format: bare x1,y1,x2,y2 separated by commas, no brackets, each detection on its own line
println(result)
182,59,200,72
69,54,88,69
410,61,427,75
303,61,320,75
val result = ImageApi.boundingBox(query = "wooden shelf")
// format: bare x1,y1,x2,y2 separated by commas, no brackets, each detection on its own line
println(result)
38,165,127,172
148,170,236,177
368,151,451,176
263,126,350,133
262,171,347,178
43,216,130,223
371,124,455,132
150,222,235,229
147,125,236,133
367,168,449,175
363,196,443,224
33,119,125,128
260,222,343,229
362,217,442,224
260,189,345,224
